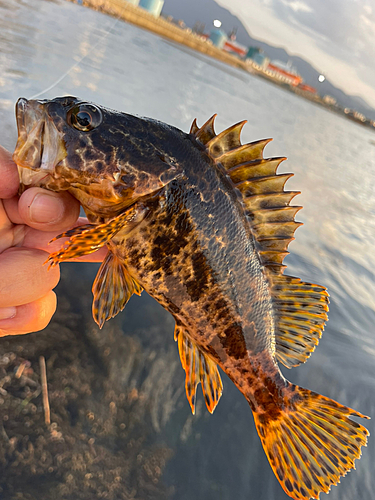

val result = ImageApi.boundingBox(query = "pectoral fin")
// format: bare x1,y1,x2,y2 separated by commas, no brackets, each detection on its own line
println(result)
92,251,142,328
46,204,148,267
45,204,147,327
174,324,222,414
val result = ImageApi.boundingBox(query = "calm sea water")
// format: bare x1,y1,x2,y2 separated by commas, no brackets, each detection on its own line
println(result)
0,1,374,499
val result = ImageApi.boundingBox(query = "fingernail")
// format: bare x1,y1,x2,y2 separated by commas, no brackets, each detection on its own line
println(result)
29,193,65,224
0,307,17,320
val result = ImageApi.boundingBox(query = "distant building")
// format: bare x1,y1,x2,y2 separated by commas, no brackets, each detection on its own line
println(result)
223,39,247,57
323,95,337,106
344,108,366,122
246,47,269,69
228,27,238,41
246,47,260,59
353,111,366,122
192,21,205,35
253,53,269,68
209,28,228,49
271,60,299,75
138,0,164,17
265,61,303,86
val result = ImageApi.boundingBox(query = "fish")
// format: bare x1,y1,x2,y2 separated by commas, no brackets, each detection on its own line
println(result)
13,96,369,500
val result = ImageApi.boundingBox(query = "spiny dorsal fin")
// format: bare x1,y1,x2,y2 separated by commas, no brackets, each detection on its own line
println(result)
191,116,329,367
175,324,223,414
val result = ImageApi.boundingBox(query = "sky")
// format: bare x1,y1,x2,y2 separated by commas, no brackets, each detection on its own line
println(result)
216,0,375,108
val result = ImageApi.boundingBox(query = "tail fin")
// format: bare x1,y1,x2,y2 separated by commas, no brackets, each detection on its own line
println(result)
253,384,369,500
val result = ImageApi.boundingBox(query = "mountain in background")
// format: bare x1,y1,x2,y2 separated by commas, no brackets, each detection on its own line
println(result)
162,0,375,121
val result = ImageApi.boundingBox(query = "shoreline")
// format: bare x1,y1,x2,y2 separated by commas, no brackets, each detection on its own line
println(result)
67,0,374,131
70,0,252,71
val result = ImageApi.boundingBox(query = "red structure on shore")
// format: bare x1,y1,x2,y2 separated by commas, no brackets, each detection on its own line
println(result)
266,63,303,86
298,83,317,94
223,40,247,57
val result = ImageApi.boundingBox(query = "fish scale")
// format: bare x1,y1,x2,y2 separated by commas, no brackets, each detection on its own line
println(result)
13,96,369,500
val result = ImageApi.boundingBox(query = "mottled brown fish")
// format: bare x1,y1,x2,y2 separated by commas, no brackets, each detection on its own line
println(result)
13,97,369,500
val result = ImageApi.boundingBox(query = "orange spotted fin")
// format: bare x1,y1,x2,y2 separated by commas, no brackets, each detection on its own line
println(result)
191,116,329,367
92,251,142,328
270,275,329,368
175,324,222,414
46,204,147,267
253,383,369,500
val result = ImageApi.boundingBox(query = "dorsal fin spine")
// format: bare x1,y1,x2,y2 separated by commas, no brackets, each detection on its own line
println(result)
206,120,247,157
244,191,301,211
190,118,199,134
229,157,286,182
194,114,217,144
236,173,294,197
217,139,273,169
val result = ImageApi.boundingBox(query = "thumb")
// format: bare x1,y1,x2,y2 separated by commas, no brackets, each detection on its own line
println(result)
18,187,80,232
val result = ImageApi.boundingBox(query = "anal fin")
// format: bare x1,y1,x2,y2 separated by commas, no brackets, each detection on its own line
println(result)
92,251,143,328
175,325,222,414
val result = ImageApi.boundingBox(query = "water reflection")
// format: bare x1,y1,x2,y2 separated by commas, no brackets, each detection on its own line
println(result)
0,1,374,499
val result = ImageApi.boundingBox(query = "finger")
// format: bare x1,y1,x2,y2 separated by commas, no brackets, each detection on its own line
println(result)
2,195,23,225
0,146,19,199
0,199,26,254
0,247,60,307
0,291,57,336
18,188,80,232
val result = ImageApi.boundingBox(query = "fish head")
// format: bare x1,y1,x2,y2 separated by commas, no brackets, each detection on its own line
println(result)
13,97,183,216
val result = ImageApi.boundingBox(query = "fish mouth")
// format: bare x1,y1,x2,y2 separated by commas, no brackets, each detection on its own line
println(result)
13,98,67,192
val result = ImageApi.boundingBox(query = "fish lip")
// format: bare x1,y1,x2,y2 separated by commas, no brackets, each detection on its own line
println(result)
15,97,27,135
13,98,67,189
13,97,46,171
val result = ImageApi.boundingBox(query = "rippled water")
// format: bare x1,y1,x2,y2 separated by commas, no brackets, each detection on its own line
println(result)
0,1,374,499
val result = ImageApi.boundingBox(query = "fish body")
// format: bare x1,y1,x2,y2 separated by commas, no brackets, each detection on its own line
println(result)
110,149,281,412
13,97,369,500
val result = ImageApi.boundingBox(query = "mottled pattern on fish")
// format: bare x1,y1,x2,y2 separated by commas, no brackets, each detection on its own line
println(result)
13,97,369,500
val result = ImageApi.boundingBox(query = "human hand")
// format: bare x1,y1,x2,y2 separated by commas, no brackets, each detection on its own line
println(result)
0,146,107,336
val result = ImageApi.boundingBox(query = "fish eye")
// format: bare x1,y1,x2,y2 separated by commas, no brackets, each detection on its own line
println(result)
67,104,102,132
